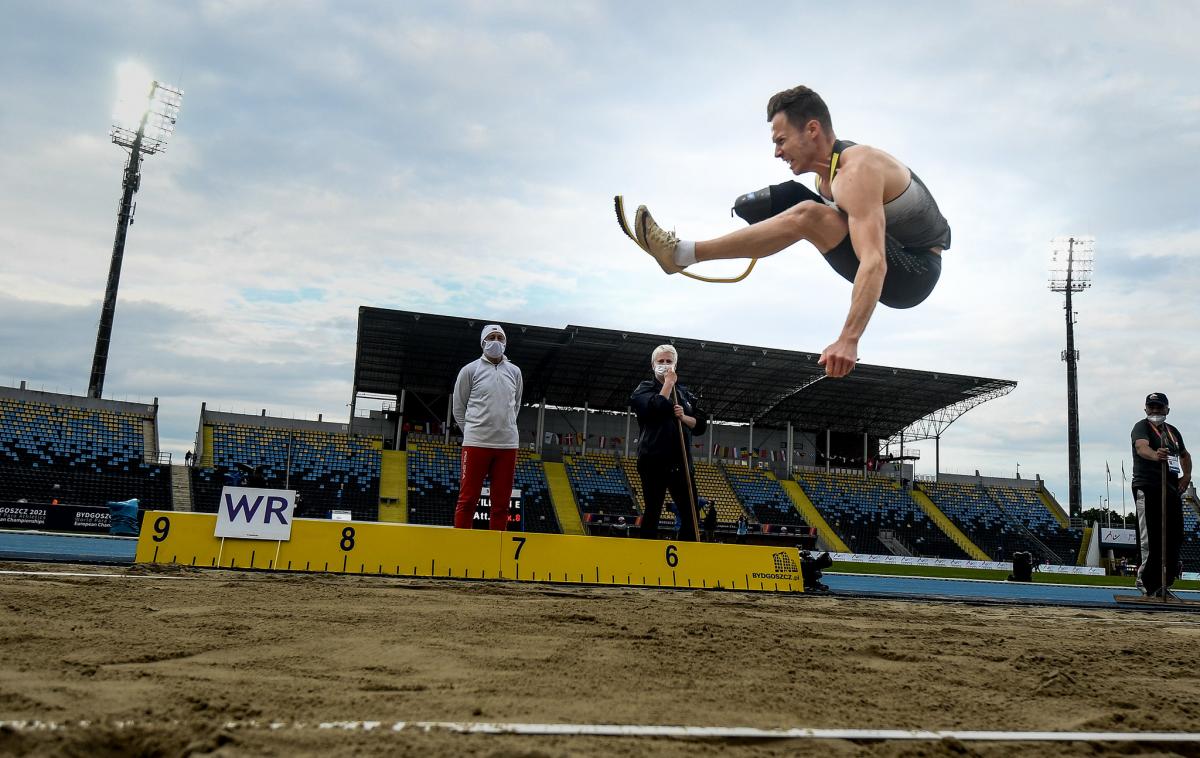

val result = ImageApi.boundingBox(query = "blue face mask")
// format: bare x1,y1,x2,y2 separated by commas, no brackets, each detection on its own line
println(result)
483,340,505,359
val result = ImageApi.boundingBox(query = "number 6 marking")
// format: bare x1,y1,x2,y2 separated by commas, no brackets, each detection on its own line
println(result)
512,536,527,560
665,544,678,567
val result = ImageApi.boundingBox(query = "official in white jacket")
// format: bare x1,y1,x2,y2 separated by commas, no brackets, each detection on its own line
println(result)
451,324,523,530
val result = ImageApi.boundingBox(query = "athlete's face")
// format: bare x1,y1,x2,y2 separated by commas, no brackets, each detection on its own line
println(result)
770,112,820,174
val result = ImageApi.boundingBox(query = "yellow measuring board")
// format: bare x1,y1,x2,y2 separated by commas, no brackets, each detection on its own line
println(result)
134,511,805,593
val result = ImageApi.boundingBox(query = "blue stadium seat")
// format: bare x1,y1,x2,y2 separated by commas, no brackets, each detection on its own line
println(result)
921,481,1083,564
723,465,806,528
192,424,381,521
0,396,170,510
565,453,638,518
797,471,966,559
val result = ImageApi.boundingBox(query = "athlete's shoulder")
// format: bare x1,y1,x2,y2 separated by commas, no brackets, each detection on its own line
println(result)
840,143,901,172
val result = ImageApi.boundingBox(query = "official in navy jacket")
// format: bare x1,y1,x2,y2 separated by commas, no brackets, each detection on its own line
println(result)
630,344,707,541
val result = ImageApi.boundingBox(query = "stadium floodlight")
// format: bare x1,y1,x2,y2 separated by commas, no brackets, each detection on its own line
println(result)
1048,236,1095,520
1048,236,1094,293
109,61,182,155
87,63,183,399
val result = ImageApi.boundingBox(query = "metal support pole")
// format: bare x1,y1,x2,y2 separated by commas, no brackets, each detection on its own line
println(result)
581,402,589,456
863,432,868,478
748,418,754,465
935,435,941,483
445,395,452,445
825,429,831,473
537,400,546,454
624,406,632,458
708,417,714,463
787,421,794,476
88,143,144,399
348,392,357,436
1062,238,1084,519
394,389,406,451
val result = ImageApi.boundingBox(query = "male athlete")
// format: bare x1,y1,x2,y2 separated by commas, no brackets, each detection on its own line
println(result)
625,85,950,378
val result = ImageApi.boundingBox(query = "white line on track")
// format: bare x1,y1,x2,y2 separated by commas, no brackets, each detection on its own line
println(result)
0,569,189,581
2,720,1199,743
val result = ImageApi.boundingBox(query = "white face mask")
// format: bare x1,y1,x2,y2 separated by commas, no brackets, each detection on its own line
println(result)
654,363,674,378
1148,414,1166,424
483,340,505,359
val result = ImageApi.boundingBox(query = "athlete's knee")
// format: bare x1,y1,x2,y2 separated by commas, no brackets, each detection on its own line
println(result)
778,200,828,235
732,181,822,224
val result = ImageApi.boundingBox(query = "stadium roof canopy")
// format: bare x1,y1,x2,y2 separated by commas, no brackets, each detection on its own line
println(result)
353,307,1016,440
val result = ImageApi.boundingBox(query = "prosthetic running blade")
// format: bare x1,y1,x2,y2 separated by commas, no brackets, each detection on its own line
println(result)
613,195,757,284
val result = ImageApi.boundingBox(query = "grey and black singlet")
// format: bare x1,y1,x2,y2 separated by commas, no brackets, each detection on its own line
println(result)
737,139,951,309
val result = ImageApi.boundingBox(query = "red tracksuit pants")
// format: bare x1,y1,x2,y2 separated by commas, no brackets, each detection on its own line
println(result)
453,446,517,530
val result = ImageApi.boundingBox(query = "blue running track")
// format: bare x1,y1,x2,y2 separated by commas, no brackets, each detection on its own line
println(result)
2,530,1196,610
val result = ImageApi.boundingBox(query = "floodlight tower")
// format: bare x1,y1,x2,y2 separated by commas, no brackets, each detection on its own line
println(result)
87,63,183,399
1048,236,1094,520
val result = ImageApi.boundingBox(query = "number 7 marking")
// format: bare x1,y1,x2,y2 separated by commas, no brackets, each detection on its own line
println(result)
512,536,527,561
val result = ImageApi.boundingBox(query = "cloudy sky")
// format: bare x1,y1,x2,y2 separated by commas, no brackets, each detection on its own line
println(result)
2,1,1198,516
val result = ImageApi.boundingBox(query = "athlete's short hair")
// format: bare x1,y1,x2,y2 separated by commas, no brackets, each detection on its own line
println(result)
767,86,833,133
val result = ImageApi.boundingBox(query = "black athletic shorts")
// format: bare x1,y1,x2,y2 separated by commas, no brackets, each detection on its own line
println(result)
823,235,942,309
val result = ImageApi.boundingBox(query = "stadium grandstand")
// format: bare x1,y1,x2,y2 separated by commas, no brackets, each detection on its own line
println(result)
340,307,1073,557
7,306,1198,573
190,408,382,521
0,384,172,514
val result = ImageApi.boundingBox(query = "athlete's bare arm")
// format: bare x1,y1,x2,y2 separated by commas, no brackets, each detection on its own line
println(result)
818,150,890,378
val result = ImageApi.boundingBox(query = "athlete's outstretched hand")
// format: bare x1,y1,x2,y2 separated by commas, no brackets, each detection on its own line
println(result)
819,336,858,378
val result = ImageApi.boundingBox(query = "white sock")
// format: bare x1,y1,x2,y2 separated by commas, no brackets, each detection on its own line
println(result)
674,240,697,267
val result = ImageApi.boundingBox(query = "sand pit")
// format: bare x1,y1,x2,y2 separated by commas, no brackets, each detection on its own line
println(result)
1,562,1199,757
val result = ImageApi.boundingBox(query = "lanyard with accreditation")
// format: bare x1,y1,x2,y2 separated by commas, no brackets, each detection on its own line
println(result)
1152,422,1184,475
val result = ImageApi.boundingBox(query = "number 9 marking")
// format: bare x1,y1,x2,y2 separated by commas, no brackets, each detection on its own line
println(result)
152,516,170,543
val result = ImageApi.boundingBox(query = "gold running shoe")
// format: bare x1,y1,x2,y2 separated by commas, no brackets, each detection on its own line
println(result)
635,205,684,275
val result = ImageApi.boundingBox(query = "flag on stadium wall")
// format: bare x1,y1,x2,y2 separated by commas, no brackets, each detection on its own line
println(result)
1106,461,1111,482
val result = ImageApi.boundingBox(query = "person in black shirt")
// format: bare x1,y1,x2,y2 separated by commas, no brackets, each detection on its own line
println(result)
630,345,708,541
703,500,719,543
1130,392,1192,597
